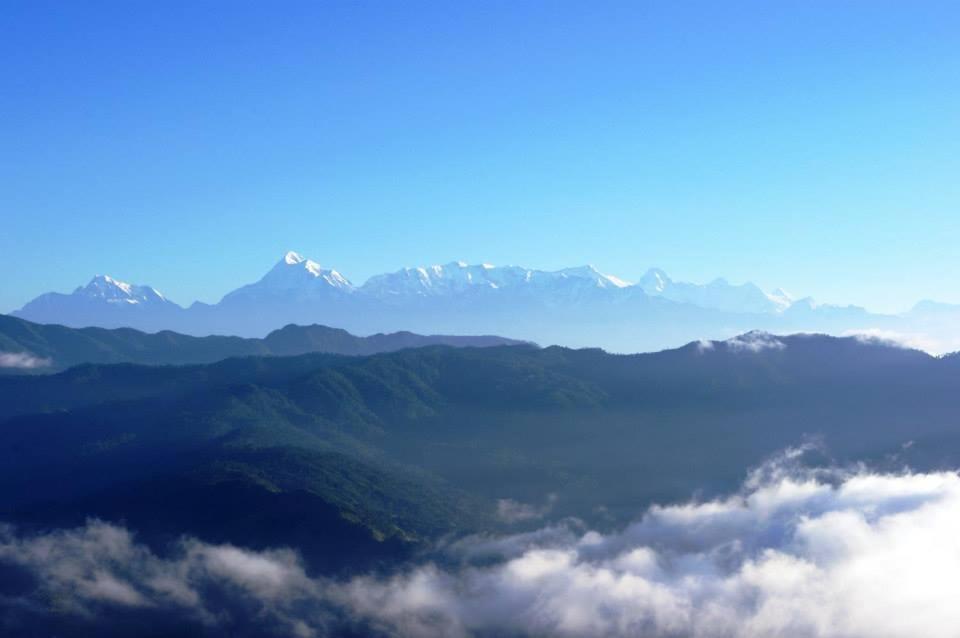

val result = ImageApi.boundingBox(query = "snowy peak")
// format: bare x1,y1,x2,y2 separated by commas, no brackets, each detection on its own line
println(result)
283,251,306,265
637,268,789,314
361,262,509,297
264,252,353,290
638,268,671,294
361,262,631,298
75,275,168,306
553,265,631,289
11,273,180,331
277,251,349,284
767,288,794,311
219,252,354,304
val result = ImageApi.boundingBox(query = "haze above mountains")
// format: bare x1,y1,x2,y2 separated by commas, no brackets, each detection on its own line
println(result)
11,251,960,354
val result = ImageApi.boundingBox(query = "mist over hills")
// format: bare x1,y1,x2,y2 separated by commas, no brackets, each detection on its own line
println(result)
14,251,959,353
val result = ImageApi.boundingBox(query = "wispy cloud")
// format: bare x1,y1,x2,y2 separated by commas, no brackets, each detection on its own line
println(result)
841,328,959,354
495,493,558,524
0,351,51,369
696,332,786,354
725,331,786,353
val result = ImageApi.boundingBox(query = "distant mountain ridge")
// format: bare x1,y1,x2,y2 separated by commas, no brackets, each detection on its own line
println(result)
12,251,960,353
0,314,529,372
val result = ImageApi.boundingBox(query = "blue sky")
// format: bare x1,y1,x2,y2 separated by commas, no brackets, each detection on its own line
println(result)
2,0,958,313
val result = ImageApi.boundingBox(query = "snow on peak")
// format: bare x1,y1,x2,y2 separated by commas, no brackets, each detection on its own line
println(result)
556,265,632,289
284,251,306,265
767,287,795,311
46,256,805,317
361,261,634,297
302,259,323,277
637,269,794,314
76,275,168,305
601,272,632,288
93,274,132,295
321,269,352,288
638,268,671,294
255,252,354,292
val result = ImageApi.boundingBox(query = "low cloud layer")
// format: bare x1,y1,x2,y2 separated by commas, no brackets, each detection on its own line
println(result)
0,351,51,369
696,331,786,354
842,328,960,355
3,451,960,637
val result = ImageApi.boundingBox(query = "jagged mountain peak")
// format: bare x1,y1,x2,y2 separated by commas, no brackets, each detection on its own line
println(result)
361,261,632,297
554,265,631,288
261,252,353,290
74,275,168,305
283,250,307,265
78,274,133,294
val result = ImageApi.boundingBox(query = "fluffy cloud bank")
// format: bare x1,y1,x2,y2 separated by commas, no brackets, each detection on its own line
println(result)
3,453,960,637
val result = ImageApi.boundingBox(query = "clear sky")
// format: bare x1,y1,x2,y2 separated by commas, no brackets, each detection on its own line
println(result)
2,0,958,314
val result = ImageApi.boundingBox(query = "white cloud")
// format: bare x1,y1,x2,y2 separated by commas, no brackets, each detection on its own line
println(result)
3,452,960,637
0,351,51,369
724,331,786,353
695,339,715,353
0,521,323,634
841,328,956,354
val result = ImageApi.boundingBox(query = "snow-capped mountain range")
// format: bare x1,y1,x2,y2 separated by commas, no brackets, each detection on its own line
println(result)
11,251,960,353
362,260,632,298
